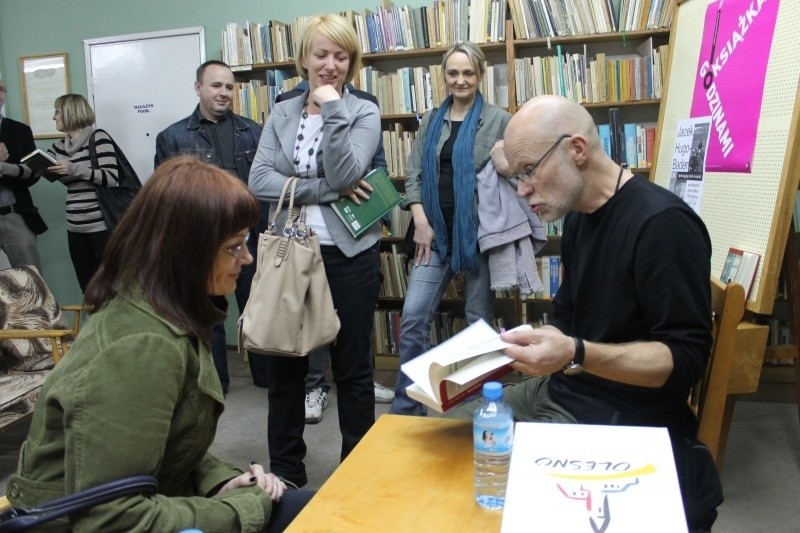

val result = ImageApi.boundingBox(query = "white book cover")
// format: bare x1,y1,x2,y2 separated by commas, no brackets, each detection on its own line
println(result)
502,423,687,532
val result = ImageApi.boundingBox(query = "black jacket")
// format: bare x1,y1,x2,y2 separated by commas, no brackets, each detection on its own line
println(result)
0,117,47,235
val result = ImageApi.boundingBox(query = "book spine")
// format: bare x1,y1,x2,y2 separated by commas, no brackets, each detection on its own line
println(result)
624,123,638,168
549,256,561,297
541,256,551,299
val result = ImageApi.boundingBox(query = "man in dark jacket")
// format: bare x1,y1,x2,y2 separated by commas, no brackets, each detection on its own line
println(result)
0,78,47,270
155,60,268,392
275,81,395,423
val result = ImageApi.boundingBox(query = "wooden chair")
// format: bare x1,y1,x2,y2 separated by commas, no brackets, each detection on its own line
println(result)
690,277,746,469
1,266,85,435
0,304,83,365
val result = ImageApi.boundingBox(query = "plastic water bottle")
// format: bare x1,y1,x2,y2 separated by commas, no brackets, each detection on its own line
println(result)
473,381,514,510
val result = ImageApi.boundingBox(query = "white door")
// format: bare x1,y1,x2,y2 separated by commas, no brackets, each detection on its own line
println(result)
84,27,205,183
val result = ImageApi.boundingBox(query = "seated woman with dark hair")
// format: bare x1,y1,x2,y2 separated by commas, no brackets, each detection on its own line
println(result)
7,156,313,532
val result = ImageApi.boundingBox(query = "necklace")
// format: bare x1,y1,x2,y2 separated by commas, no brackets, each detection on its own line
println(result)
293,101,322,176
614,164,624,194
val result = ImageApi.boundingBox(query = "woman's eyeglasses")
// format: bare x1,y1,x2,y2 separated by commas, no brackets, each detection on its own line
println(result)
506,133,572,187
220,234,250,258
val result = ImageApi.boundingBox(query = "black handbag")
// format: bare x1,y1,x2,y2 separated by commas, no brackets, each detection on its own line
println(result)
87,129,142,230
0,475,158,531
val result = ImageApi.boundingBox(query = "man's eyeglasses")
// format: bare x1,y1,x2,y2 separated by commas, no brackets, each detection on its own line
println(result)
507,133,572,187
220,234,250,259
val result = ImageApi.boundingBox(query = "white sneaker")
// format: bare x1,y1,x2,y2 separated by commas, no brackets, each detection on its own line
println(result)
305,388,328,424
374,382,395,404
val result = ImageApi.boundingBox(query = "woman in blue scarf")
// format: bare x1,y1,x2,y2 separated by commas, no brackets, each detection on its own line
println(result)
389,42,512,415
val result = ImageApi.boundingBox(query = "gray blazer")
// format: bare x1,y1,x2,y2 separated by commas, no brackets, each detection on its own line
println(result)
249,90,382,257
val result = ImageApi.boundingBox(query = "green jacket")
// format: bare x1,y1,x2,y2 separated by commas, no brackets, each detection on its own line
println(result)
7,290,271,532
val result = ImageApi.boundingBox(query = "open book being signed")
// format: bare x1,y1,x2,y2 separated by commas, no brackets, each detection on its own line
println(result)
403,319,532,413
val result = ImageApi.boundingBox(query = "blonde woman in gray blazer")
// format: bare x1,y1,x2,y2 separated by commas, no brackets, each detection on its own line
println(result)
248,14,382,488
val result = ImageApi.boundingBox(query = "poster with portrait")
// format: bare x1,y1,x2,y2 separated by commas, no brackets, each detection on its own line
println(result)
668,117,711,214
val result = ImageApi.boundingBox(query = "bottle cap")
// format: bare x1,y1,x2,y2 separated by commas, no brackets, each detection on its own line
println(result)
482,381,503,400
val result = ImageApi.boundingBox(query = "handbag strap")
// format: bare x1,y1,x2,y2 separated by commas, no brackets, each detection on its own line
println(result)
269,177,298,234
0,475,158,529
88,129,142,189
283,177,300,233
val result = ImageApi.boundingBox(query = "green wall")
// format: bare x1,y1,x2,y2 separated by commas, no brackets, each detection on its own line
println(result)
0,0,425,335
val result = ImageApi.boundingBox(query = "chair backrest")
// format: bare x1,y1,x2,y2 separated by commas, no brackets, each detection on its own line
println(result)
0,266,73,371
691,277,745,467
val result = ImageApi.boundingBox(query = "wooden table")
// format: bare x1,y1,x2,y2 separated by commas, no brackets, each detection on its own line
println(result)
286,414,502,532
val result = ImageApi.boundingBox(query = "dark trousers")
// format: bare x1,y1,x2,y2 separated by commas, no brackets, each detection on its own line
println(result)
67,230,110,292
264,243,381,486
266,488,316,532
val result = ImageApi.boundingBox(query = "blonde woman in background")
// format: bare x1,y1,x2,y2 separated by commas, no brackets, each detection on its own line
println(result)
46,94,119,291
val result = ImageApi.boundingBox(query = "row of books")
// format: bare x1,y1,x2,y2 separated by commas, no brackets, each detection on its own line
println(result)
359,61,508,117
513,40,668,106
525,255,562,300
231,69,301,124
222,0,509,67
385,205,413,239
222,19,297,66
508,0,675,40
599,120,657,169
383,124,417,179
232,62,505,124
372,309,514,357
372,309,472,356
355,0,507,54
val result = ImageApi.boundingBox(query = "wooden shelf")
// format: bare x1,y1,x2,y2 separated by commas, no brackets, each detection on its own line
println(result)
363,41,507,62
513,28,671,50
582,99,661,108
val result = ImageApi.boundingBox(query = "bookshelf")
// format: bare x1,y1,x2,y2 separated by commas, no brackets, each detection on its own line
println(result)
225,0,676,369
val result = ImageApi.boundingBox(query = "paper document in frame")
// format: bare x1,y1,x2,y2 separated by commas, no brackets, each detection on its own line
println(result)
331,167,402,237
20,149,59,182
403,319,532,413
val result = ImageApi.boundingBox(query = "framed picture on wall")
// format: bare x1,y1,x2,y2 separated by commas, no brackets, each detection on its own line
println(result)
18,53,69,139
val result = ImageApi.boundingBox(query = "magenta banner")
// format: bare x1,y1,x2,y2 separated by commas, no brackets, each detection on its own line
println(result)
690,0,780,173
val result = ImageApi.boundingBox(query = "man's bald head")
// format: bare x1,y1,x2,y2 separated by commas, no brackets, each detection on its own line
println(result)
505,95,598,160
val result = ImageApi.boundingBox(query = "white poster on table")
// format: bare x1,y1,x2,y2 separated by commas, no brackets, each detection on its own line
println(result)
502,423,687,533
668,117,711,214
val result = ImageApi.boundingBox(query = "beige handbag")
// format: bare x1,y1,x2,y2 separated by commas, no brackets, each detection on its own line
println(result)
238,177,340,357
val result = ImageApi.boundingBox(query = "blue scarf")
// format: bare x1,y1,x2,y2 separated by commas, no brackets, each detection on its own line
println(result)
421,92,483,272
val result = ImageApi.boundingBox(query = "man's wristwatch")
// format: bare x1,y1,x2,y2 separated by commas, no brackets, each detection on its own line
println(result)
563,337,586,375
